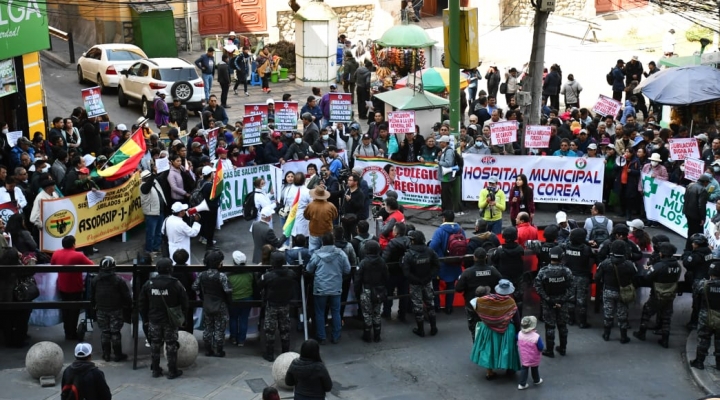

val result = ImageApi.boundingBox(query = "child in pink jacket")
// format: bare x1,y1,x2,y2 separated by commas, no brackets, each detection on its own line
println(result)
517,315,544,390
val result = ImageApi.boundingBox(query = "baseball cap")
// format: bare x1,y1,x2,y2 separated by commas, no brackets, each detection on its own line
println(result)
201,165,215,176
216,147,228,155
260,205,275,218
116,123,128,131
171,202,189,213
140,170,152,179
587,143,598,150
361,134,371,140
488,176,499,184
266,98,275,105
74,342,92,358
626,219,644,231
271,131,282,138
83,154,96,166
438,136,451,143
232,251,247,265
696,133,709,142
330,84,337,89
556,211,568,224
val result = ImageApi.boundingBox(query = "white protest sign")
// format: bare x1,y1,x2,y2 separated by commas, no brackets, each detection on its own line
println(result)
6,131,22,148
524,125,551,148
684,158,705,181
668,138,701,161
490,121,518,145
387,111,416,134
592,94,622,117
155,157,170,173
86,190,106,208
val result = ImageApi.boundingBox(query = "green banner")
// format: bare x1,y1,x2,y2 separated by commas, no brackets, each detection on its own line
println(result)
0,1,50,59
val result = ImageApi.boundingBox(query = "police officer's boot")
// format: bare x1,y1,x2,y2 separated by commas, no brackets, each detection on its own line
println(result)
263,343,275,362
658,333,670,348
101,342,112,362
373,324,382,342
578,313,592,329
602,327,611,341
691,355,706,370
204,342,214,357
281,340,290,353
214,344,225,358
166,366,183,380
555,336,567,356
429,316,438,336
112,342,128,362
619,329,631,344
413,321,425,337
632,327,647,341
362,325,372,343
151,360,163,378
542,339,555,358
568,313,576,326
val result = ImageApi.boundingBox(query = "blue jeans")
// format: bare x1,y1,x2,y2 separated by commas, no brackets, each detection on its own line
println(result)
309,235,322,251
228,296,253,343
202,73,213,100
487,220,502,235
314,294,341,341
144,214,164,252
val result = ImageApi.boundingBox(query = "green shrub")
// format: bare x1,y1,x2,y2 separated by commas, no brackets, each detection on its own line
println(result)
686,24,714,43
268,40,296,73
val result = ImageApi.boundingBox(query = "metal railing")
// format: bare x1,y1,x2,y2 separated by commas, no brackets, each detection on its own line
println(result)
48,26,75,64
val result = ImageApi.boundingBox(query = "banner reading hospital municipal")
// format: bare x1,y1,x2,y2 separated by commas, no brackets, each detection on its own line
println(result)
461,154,604,204
41,172,144,252
641,173,716,238
354,157,441,210
219,164,282,220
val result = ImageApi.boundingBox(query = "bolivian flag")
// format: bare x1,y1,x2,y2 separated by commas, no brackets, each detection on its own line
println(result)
210,160,223,200
94,128,147,181
282,188,301,237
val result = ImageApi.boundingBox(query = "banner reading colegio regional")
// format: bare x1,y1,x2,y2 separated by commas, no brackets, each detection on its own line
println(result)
354,157,441,210
41,172,144,252
641,173,716,238
219,164,282,221
461,154,604,204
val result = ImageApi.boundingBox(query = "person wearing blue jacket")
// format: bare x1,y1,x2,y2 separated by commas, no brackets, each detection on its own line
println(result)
612,59,626,102
195,47,215,101
306,232,352,344
620,98,636,125
429,210,466,315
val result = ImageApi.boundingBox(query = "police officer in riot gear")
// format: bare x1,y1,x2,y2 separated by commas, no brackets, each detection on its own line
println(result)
565,228,594,328
647,234,671,266
455,248,502,342
139,258,189,379
684,233,713,331
595,241,637,344
91,256,132,362
633,242,681,348
597,224,643,263
534,246,574,358
536,225,560,271
691,263,720,370
402,230,439,337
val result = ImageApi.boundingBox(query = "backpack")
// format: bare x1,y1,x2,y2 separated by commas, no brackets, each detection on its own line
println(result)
61,368,90,400
589,216,610,244
354,235,372,260
188,183,205,207
242,191,258,221
454,150,464,170
445,230,467,265
606,68,614,85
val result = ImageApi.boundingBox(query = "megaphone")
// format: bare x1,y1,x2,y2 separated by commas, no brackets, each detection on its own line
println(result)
188,200,209,216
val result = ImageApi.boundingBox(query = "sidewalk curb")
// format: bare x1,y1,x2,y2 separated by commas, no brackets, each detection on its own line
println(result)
685,330,717,394
40,50,72,69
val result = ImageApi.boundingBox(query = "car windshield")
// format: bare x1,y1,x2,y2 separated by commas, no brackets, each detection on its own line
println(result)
154,68,199,81
106,49,145,61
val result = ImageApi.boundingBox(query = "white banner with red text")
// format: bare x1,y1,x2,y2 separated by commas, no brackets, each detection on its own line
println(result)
461,154,605,204
354,157,441,210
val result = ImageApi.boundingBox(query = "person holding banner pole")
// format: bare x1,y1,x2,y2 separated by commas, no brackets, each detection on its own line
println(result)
437,136,457,213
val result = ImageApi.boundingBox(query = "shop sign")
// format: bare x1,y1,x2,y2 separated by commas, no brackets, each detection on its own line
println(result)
0,0,50,59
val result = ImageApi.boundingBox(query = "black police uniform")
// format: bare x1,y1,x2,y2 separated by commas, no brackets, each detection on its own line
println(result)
455,261,502,341
684,242,713,329
565,241,594,327
534,252,574,357
691,270,720,370
634,254,681,346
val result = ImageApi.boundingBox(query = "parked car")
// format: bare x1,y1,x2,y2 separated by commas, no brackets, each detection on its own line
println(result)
77,44,147,93
117,58,205,118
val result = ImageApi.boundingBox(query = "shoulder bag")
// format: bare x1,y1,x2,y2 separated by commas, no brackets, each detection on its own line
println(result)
613,262,636,304
13,275,39,302
158,282,185,328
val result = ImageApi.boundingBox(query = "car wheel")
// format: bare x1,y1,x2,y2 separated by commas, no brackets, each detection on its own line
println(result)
142,97,155,119
77,66,85,84
118,87,128,107
97,74,107,93
171,81,193,102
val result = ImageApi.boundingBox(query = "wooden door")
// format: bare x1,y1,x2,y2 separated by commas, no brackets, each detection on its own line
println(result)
421,0,437,17
198,0,267,36
595,0,617,13
233,0,267,33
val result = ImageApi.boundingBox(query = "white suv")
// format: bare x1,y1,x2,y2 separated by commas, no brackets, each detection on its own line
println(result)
117,58,205,118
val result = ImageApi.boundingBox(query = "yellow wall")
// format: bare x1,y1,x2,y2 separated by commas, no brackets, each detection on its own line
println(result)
22,52,46,138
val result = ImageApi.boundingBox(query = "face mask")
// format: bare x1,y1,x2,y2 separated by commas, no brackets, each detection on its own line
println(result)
322,135,329,141
714,166,720,173
475,141,483,147
294,138,302,144
1,129,7,134
680,165,686,172
652,145,660,150
285,132,292,137
651,161,659,167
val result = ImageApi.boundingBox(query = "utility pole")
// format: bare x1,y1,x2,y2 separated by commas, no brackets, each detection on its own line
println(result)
448,0,460,135
526,1,550,127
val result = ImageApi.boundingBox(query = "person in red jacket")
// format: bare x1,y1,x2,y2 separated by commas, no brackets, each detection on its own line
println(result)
52,235,95,340
516,212,539,249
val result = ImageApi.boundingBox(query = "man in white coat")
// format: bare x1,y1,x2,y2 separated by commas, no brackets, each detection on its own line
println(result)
31,178,59,230
163,202,201,263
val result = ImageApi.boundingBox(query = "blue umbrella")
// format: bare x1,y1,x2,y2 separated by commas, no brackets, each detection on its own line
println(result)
636,65,720,105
